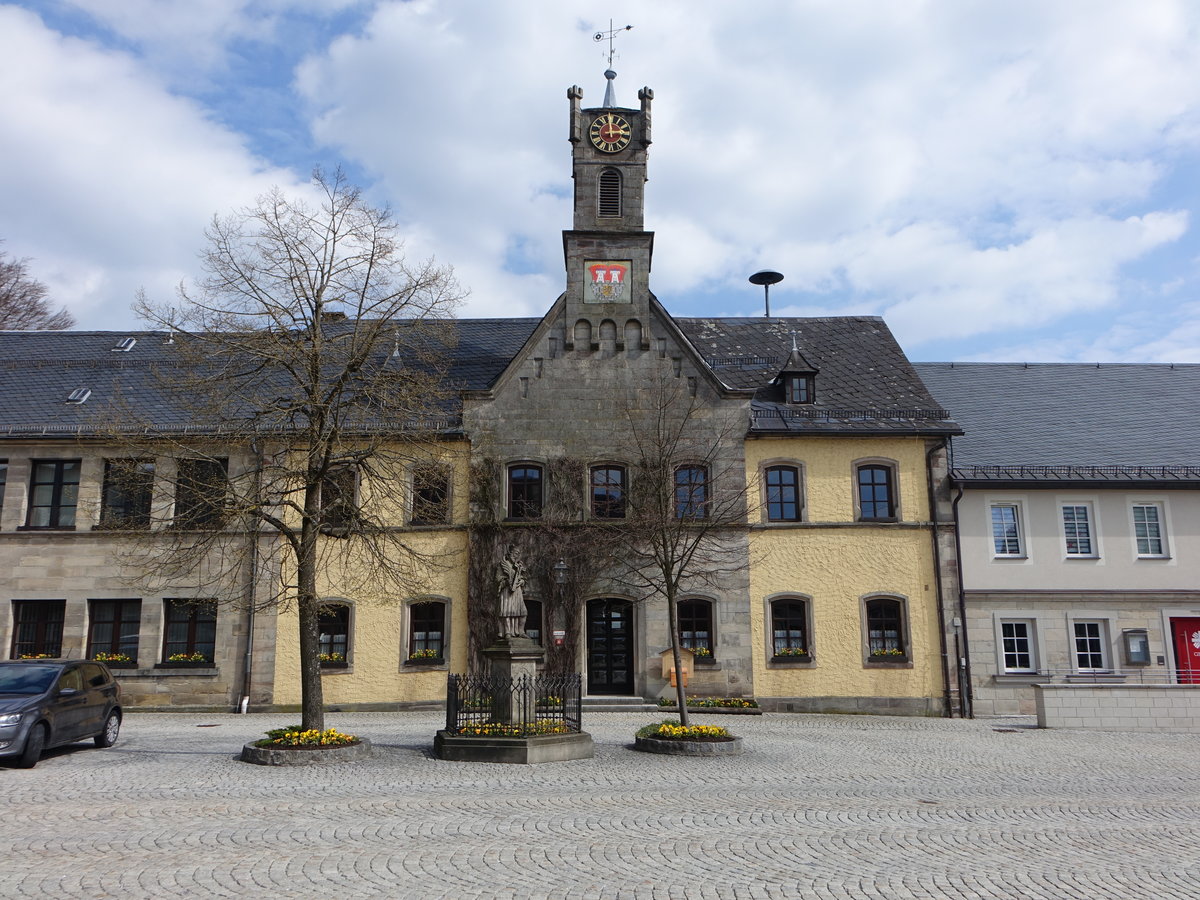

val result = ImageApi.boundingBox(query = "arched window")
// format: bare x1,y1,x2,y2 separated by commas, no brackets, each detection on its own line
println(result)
764,465,802,522
507,464,543,519
407,601,445,663
598,168,622,217
590,465,626,518
856,463,897,521
865,597,906,660
678,599,713,658
770,598,809,659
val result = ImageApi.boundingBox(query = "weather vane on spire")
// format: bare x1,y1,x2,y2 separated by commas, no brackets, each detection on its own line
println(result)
594,20,633,68
593,20,633,107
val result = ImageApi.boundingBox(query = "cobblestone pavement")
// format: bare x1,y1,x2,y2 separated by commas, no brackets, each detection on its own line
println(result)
2,710,1198,899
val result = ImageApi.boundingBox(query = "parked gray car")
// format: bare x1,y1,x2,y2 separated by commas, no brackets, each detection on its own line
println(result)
0,660,122,768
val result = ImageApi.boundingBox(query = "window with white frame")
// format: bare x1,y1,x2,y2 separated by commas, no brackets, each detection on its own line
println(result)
990,503,1023,557
1072,621,1109,672
999,620,1037,673
1131,502,1167,557
1061,504,1096,557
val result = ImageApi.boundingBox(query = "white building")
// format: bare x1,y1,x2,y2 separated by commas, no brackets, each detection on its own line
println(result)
917,363,1200,715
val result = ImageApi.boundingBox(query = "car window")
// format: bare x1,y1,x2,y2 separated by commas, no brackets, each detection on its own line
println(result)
82,664,109,688
57,668,83,693
0,665,59,695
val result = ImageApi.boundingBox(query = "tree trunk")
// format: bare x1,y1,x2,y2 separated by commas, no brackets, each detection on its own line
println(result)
297,590,324,731
297,482,324,730
665,584,690,727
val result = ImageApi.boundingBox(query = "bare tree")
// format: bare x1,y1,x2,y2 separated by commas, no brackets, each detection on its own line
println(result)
116,169,463,730
0,246,74,329
609,373,751,726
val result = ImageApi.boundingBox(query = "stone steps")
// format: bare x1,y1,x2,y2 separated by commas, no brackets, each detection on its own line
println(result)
581,697,662,713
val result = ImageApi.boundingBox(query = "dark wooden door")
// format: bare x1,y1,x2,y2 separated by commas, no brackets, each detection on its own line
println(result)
587,599,634,695
1171,617,1200,684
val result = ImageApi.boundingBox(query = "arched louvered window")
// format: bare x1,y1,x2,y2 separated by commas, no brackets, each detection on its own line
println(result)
598,169,621,218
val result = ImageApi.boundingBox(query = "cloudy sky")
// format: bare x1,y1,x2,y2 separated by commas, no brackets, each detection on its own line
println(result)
4,1,1200,361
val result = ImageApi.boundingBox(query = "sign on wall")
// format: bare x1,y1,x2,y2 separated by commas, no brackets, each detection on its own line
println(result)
584,260,632,303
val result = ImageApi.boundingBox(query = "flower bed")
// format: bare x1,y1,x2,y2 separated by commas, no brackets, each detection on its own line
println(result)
240,725,372,766
638,720,732,741
455,720,573,738
658,697,759,709
255,726,359,748
633,720,743,757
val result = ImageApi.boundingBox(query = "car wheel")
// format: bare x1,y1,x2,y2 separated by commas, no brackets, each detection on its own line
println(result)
94,711,121,748
16,723,47,769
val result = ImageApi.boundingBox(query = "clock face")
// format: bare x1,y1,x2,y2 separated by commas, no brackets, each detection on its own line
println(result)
589,113,632,153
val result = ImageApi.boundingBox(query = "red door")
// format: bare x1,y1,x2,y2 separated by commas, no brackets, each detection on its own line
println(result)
1171,618,1200,684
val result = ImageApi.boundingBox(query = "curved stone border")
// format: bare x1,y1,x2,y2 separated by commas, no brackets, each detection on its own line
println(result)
434,730,594,764
634,735,743,756
240,738,373,766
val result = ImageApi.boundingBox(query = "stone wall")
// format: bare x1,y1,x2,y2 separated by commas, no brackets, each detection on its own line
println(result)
1034,684,1200,732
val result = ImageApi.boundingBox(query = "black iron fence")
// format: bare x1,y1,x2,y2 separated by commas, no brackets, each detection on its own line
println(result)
446,673,583,736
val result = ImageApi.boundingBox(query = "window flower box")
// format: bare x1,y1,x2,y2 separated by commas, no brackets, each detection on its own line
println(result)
404,650,444,667
772,647,811,663
866,649,909,666
771,652,812,664
319,653,348,669
95,657,138,669
156,661,215,669
157,652,213,669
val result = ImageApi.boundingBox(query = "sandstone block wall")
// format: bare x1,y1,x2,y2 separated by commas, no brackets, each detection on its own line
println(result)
1034,684,1200,733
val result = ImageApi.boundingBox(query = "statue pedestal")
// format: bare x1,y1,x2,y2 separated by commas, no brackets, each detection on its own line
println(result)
483,636,544,725
436,636,593,764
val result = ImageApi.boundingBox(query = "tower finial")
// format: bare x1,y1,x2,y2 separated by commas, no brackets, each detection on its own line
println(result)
593,20,632,107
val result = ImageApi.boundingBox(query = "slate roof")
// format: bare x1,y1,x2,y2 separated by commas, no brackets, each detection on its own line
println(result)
914,363,1200,483
0,315,955,439
0,319,541,437
677,316,959,436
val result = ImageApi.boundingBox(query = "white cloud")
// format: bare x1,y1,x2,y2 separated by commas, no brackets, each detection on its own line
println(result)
0,5,300,324
5,0,1200,359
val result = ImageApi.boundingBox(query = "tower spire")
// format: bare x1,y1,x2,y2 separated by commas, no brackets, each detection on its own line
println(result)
593,20,632,107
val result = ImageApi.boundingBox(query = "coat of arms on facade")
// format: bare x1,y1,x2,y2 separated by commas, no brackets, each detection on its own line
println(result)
585,260,631,303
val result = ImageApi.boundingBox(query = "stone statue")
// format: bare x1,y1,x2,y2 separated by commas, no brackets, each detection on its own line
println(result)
496,546,529,638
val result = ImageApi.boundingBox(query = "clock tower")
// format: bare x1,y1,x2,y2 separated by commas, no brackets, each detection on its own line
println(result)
562,76,654,350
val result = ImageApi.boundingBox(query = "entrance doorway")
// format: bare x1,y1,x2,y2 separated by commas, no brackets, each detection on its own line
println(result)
586,599,634,695
1170,617,1200,684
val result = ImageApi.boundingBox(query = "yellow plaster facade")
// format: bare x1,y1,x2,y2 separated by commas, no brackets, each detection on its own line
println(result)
746,436,945,712
270,444,472,708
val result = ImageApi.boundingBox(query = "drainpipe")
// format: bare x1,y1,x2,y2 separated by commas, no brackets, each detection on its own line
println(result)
240,440,263,712
926,438,954,718
950,481,973,718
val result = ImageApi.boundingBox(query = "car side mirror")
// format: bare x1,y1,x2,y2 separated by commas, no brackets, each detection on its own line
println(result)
58,687,80,697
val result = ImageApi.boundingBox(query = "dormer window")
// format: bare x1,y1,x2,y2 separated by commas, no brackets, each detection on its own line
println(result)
598,168,622,218
775,337,818,405
785,374,814,404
